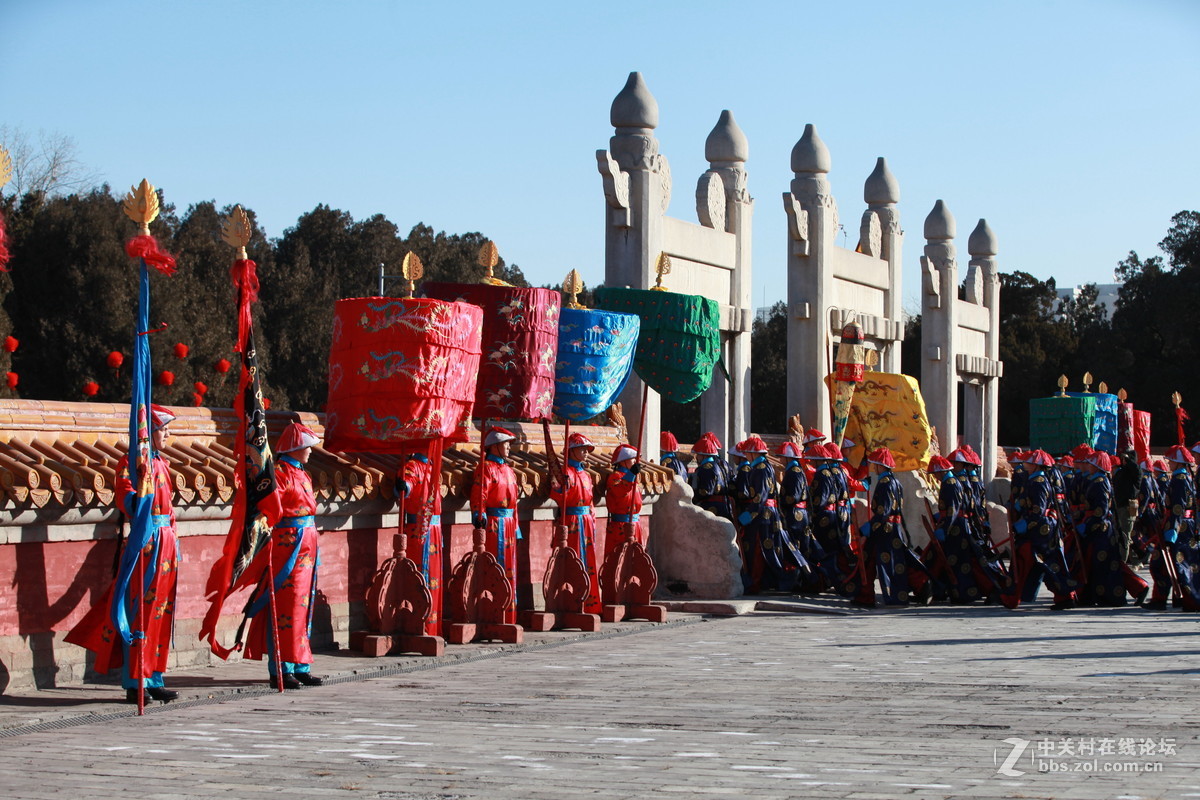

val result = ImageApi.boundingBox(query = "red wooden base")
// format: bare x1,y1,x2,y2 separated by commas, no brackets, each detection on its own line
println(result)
521,610,602,632
445,622,524,644
349,630,445,657
601,603,668,623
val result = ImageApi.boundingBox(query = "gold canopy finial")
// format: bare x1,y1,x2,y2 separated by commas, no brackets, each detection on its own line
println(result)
122,179,160,235
1098,380,1108,395
0,145,11,192
1082,371,1093,392
1172,391,1183,409
650,252,671,291
401,251,424,299
1057,374,1069,397
477,240,511,287
865,349,879,371
220,205,252,259
563,269,585,309
1118,388,1128,402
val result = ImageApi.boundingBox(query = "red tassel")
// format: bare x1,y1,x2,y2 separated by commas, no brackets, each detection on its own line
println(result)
214,358,231,374
1177,406,1190,446
194,381,208,395
83,381,99,397
3,336,16,353
230,259,259,304
125,235,178,276
0,211,10,272
5,372,17,389
158,370,175,386
107,351,124,369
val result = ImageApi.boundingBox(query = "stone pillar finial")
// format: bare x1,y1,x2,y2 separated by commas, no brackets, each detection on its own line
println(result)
705,110,749,164
611,71,659,130
864,157,899,206
924,199,956,241
791,123,831,174
968,218,998,257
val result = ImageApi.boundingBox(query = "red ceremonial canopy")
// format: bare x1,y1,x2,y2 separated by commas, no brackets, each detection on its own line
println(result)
324,297,484,452
423,283,560,421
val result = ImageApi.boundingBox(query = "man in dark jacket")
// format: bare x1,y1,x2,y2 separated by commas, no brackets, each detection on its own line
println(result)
1111,450,1141,564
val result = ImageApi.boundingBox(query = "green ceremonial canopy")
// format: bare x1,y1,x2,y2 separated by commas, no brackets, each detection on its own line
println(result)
1029,395,1097,455
594,287,721,404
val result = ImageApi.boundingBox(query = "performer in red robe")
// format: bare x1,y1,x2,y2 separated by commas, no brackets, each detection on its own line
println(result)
398,450,443,636
549,432,602,613
244,422,324,689
471,426,521,624
67,405,180,703
604,444,644,560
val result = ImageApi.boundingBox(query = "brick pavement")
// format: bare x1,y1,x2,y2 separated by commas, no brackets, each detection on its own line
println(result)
1,601,1198,799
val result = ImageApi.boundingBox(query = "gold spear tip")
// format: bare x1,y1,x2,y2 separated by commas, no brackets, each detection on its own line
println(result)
220,205,252,255
477,240,511,286
1172,391,1182,407
0,145,11,191
1057,374,1068,396
563,268,586,309
1117,388,1127,402
402,251,424,281
1082,371,1093,391
651,251,672,291
1098,381,1108,395
122,179,161,234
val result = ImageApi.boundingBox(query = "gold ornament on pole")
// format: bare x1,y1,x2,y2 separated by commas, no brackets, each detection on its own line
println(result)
401,251,424,299
650,252,671,291
1098,381,1108,395
0,145,11,191
478,240,511,287
1082,371,1093,393
220,205,252,259
563,269,586,309
1057,374,1069,397
1172,391,1183,410
1117,388,1128,402
865,349,879,372
123,179,160,236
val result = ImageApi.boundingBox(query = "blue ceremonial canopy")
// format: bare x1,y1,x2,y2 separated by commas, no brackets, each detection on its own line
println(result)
553,307,640,421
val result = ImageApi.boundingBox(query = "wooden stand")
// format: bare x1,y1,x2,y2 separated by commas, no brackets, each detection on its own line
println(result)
599,522,668,623
352,532,445,657
445,528,524,644
521,523,601,632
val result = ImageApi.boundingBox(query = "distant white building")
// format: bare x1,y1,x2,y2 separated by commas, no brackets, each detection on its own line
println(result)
1055,283,1121,319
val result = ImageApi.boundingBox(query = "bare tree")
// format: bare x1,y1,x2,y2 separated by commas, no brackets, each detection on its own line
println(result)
0,125,101,198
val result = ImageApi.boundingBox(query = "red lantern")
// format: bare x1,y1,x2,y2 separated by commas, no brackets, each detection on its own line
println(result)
83,381,100,397
173,343,189,359
263,397,272,410
107,351,124,369
158,370,175,386
193,381,208,395
3,336,17,353
191,392,204,407
5,372,17,389
214,358,232,374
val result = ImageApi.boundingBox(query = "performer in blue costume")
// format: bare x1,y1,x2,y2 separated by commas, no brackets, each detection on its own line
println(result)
690,433,733,521
928,456,984,604
659,431,689,480
1076,450,1149,606
810,443,873,606
778,441,827,593
862,447,930,605
732,436,809,593
1146,445,1200,610
1011,450,1078,610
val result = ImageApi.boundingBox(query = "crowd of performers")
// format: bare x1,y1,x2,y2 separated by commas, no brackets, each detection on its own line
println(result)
664,428,1200,613
68,419,650,704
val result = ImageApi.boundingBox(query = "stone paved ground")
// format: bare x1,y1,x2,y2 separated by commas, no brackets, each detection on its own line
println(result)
1,601,1198,799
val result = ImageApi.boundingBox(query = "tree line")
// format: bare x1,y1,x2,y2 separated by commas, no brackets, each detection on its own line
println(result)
1,180,1195,449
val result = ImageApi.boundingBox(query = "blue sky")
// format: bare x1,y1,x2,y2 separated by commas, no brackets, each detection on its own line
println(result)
3,0,1197,312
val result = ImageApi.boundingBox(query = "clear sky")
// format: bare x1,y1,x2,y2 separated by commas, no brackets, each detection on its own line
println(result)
3,0,1197,312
